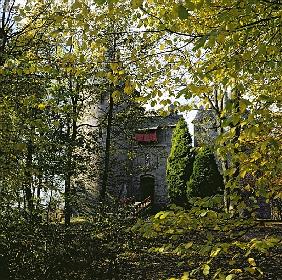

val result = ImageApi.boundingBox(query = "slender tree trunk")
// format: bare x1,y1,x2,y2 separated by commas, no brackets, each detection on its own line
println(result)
100,37,117,201
229,89,242,214
64,94,78,226
100,92,114,201
36,175,42,209
64,165,72,225
0,3,8,67
209,90,232,212
24,140,34,216
220,124,231,212
46,170,55,224
46,189,53,224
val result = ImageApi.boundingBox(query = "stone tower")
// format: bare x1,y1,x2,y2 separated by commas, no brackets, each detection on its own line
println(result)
193,108,219,147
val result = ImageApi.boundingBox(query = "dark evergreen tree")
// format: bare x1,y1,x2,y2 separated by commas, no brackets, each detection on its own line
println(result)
166,117,194,205
187,147,224,198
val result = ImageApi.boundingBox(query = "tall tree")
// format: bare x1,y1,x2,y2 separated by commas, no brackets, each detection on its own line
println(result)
0,0,103,222
126,0,282,210
187,146,224,199
166,117,194,205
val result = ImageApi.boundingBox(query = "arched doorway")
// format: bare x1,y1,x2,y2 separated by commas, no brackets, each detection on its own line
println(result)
140,175,155,202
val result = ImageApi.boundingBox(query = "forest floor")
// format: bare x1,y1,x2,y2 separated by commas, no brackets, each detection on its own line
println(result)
2,215,282,280
114,225,282,280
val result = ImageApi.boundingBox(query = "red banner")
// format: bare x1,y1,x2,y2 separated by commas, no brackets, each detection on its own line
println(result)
134,131,157,142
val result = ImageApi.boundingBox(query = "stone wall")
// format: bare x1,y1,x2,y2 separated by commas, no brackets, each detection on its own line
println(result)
108,113,181,206
193,109,219,147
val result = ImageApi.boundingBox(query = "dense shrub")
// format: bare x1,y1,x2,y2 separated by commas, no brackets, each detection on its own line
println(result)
0,202,135,280
166,117,194,205
187,146,224,198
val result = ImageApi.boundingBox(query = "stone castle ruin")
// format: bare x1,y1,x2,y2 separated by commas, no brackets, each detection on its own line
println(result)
80,92,217,208
76,92,280,219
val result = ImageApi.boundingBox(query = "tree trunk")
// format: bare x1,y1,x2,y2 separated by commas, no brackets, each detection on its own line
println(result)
64,165,72,226
100,92,114,201
64,93,78,226
24,140,34,216
229,89,242,214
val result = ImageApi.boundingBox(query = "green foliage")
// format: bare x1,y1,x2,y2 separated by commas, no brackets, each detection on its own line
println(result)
0,202,134,280
166,117,194,205
133,201,281,279
0,1,281,279
187,147,224,199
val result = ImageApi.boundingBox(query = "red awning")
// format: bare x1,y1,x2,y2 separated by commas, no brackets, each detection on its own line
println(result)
134,131,157,142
